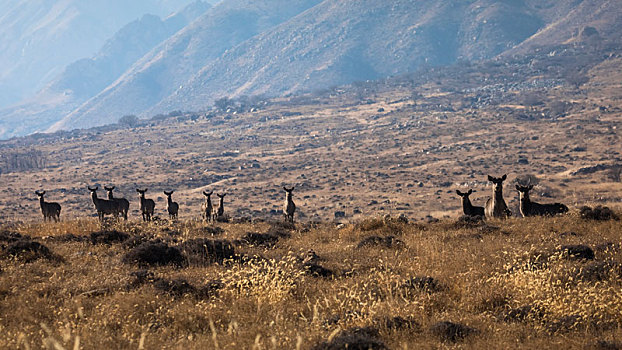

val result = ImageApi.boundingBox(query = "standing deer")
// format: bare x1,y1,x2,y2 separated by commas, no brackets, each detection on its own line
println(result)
485,175,512,219
104,186,130,220
202,191,214,222
164,190,179,220
88,186,120,221
515,184,568,217
216,193,226,220
35,190,61,222
283,186,296,223
136,188,155,222
456,189,485,217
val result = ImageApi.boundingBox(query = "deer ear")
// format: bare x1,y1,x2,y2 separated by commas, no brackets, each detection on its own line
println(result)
515,184,520,191
487,175,494,181
456,190,461,195
501,174,507,181
528,185,534,190
468,189,473,195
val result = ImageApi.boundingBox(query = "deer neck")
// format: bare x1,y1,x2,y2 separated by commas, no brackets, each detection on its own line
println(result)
107,192,114,200
39,196,45,206
167,196,172,205
462,197,472,210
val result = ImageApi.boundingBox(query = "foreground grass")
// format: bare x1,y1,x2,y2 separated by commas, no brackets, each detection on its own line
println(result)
0,213,621,349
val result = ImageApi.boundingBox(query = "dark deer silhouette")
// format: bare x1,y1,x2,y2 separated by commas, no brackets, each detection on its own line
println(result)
515,184,568,217
136,188,155,222
202,191,214,222
88,186,119,221
164,190,179,220
216,193,226,219
456,189,484,217
104,186,129,220
283,186,296,223
35,190,61,222
485,175,511,219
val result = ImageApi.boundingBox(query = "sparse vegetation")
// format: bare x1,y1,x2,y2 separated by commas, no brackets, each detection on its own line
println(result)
1,214,621,349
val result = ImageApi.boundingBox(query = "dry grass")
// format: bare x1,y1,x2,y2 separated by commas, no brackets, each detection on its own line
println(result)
1,212,621,349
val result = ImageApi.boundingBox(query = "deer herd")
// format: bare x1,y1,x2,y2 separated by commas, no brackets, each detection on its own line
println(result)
34,175,570,224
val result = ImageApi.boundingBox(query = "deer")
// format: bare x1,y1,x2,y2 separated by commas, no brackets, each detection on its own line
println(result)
485,175,512,219
88,186,120,221
202,191,214,222
216,193,226,220
164,190,179,220
136,188,155,222
515,184,569,217
104,186,130,220
456,189,485,217
35,190,61,222
283,186,296,223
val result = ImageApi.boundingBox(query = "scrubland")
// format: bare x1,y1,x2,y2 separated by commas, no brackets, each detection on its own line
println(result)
1,210,621,349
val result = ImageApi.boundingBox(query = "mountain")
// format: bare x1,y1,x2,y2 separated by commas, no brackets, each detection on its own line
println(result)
48,0,324,132
0,1,211,138
0,0,200,111
3,0,622,137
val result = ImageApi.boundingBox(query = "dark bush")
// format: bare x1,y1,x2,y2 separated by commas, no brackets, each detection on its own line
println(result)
0,231,26,243
357,235,405,249
122,235,151,250
127,270,156,289
311,326,387,350
559,245,595,261
401,276,442,294
575,261,622,282
179,239,235,265
2,240,55,262
373,316,420,331
303,262,334,278
44,233,88,243
201,226,224,236
153,278,197,296
580,206,620,221
90,230,130,244
498,305,545,323
429,321,478,342
122,241,185,267
240,232,280,247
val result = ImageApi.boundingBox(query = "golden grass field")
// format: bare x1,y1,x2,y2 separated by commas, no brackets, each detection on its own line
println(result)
1,42,622,349
0,211,621,349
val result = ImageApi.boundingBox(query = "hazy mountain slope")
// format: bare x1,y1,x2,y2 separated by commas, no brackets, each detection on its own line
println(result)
151,0,546,113
49,0,324,132
0,1,211,139
508,0,622,53
0,0,198,110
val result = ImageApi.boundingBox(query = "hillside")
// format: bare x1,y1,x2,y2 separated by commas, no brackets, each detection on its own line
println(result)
48,0,324,132
46,0,622,133
0,0,198,111
1,40,620,223
0,1,212,139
